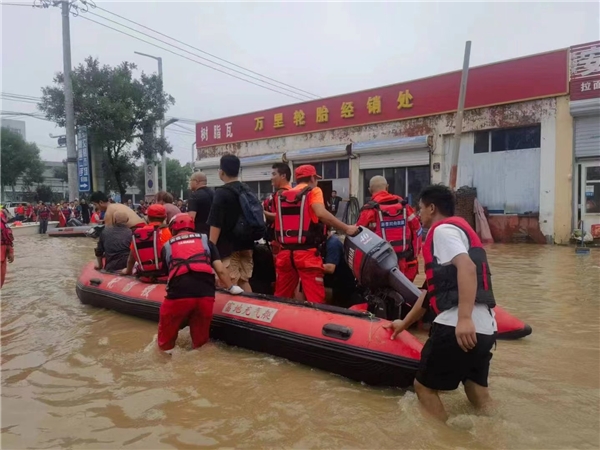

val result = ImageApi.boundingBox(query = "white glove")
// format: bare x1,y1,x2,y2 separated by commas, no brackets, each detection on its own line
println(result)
228,285,244,295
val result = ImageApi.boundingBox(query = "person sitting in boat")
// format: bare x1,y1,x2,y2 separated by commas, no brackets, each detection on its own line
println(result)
323,229,361,308
356,175,422,282
158,213,243,352
94,211,132,272
273,164,358,304
90,191,145,229
121,204,172,279
384,184,497,422
1,210,15,288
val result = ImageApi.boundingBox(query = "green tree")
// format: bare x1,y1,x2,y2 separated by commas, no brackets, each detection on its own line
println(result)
1,127,45,197
38,56,175,197
158,158,192,197
35,185,56,203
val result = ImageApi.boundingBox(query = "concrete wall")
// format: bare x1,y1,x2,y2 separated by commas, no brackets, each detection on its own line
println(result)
553,96,574,244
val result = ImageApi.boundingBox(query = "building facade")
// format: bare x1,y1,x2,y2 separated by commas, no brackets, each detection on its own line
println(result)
569,42,600,239
195,46,592,244
0,118,26,139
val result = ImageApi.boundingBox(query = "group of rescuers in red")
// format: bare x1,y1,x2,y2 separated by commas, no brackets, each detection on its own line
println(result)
14,153,494,421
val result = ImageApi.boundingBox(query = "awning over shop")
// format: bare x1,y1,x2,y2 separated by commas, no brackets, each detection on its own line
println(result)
352,135,431,155
352,135,431,170
570,98,600,117
285,144,350,163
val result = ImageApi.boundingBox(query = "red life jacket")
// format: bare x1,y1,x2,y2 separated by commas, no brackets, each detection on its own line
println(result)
131,224,167,277
39,207,50,220
361,198,415,260
423,216,496,315
1,214,14,247
165,233,213,280
265,186,289,242
274,186,325,249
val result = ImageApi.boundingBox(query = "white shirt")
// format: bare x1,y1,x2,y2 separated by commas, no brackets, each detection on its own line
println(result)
431,224,497,335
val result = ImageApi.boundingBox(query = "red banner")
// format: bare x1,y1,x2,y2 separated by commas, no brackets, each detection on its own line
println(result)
570,74,600,101
196,49,568,148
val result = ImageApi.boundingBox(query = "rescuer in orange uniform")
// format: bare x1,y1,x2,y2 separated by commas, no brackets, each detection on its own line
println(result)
122,204,172,279
263,162,293,256
1,209,14,288
157,213,243,352
273,165,358,303
356,175,422,281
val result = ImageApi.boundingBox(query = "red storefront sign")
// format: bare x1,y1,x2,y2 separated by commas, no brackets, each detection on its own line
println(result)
196,49,568,148
570,41,600,101
570,74,600,101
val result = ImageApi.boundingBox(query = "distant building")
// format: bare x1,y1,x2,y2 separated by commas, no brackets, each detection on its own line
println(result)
0,118,26,140
4,161,67,202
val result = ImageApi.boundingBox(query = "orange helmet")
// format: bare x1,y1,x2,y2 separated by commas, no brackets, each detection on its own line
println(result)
169,213,195,234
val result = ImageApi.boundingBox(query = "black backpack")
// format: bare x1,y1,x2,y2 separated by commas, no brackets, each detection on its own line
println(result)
223,182,267,242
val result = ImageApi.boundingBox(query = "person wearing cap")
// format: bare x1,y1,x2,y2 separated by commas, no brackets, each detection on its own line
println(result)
122,204,172,278
95,211,133,272
90,191,145,228
272,164,359,303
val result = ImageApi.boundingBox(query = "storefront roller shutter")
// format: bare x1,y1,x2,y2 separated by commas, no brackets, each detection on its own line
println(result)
240,153,284,181
353,136,431,169
574,116,600,159
194,157,223,187
203,169,223,187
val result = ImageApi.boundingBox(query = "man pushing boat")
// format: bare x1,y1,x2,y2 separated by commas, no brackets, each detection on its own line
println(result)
384,185,497,422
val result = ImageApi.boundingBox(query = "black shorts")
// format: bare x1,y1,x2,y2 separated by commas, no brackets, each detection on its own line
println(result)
416,323,496,391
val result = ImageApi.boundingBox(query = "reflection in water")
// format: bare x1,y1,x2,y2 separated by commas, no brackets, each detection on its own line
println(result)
2,237,599,449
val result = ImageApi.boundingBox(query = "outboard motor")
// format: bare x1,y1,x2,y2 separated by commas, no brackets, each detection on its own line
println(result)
86,224,105,239
344,227,421,320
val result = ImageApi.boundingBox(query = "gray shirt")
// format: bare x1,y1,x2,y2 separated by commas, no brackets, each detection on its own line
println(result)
97,225,133,272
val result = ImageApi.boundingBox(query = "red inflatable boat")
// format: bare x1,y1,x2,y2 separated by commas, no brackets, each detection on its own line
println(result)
76,262,423,388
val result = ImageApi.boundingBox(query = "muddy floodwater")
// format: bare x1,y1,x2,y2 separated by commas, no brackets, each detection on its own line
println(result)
1,236,599,449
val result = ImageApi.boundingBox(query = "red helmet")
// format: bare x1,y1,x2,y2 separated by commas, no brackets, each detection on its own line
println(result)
169,213,195,234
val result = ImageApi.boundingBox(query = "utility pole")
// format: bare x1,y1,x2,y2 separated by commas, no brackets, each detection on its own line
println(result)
35,0,93,200
449,41,472,191
134,51,168,191
61,0,78,201
191,141,196,169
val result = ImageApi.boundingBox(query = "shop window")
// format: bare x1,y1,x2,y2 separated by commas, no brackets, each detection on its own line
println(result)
362,168,384,202
245,181,259,196
306,162,323,177
385,167,406,199
407,166,430,206
323,161,337,179
362,166,429,205
474,125,541,153
474,131,489,154
338,160,349,178
585,166,600,214
259,180,273,200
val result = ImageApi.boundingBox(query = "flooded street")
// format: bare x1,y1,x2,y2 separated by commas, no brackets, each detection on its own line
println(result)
2,236,599,449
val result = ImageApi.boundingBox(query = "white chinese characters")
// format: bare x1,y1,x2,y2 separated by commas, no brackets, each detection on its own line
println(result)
200,126,209,142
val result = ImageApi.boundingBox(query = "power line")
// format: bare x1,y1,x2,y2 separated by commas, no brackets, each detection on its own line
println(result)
86,10,317,101
76,15,310,102
1,3,34,7
92,4,320,99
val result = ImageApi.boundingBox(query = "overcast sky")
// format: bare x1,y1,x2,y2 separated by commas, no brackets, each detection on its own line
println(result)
1,1,599,164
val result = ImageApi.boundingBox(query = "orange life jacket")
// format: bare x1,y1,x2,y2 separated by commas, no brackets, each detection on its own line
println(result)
361,198,416,259
274,186,325,249
131,224,166,277
164,233,213,281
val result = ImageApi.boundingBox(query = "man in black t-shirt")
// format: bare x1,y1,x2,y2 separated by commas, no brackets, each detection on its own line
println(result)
207,154,255,293
323,231,361,307
188,172,214,234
